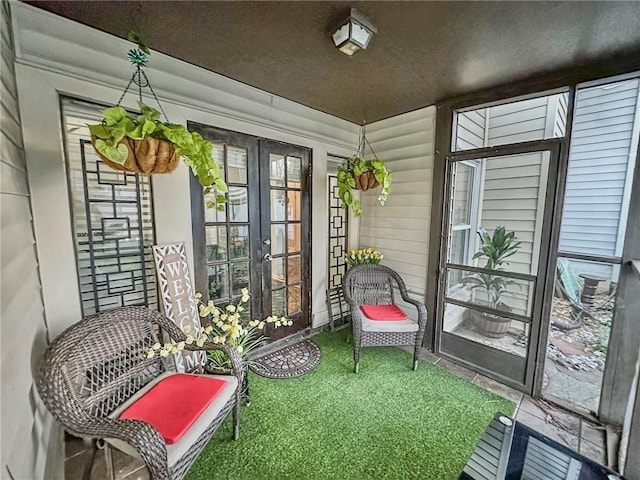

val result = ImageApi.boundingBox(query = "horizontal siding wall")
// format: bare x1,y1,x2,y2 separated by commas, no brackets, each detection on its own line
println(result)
360,107,435,315
0,2,57,479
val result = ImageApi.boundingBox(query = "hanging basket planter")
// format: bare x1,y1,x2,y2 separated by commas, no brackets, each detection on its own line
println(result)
91,136,180,174
336,124,392,217
87,33,228,210
353,171,380,191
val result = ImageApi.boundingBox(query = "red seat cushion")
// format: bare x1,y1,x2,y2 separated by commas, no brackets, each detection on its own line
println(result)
119,374,227,444
360,304,408,321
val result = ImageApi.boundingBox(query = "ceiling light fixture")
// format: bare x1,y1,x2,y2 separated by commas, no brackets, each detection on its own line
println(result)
331,8,377,56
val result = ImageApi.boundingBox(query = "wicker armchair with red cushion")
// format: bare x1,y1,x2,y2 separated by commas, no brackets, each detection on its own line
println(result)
36,306,242,480
342,264,428,373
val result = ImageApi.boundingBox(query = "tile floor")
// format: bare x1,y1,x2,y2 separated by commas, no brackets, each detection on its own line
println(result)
64,346,613,479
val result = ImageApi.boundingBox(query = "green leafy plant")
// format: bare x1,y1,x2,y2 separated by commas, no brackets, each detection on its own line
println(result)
462,226,522,310
89,102,228,210
337,155,392,217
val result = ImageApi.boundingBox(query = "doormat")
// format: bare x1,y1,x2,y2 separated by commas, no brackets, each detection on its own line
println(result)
250,340,321,379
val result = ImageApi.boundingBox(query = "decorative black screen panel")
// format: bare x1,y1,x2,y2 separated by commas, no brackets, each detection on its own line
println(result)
327,174,349,289
62,98,157,316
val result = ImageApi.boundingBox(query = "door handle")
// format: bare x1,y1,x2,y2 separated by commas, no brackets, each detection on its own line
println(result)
263,253,273,262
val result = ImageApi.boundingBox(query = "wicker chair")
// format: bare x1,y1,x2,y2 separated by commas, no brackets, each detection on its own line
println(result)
35,306,242,480
342,264,427,373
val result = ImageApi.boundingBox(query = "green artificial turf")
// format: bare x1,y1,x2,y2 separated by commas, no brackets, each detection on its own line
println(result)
187,331,515,480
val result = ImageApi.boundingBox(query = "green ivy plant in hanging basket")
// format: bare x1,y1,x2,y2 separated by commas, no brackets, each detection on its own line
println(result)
337,155,392,217
89,102,227,209
88,34,227,210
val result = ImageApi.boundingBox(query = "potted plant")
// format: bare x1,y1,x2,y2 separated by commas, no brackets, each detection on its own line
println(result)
337,155,392,217
146,288,291,405
89,102,228,210
345,248,383,267
462,226,522,338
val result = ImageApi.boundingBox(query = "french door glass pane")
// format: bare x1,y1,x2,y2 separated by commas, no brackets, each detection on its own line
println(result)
288,285,302,315
231,261,249,296
270,154,285,187
205,226,227,262
228,187,248,222
271,224,286,255
229,225,249,260
270,190,286,221
287,156,302,188
227,146,247,184
288,254,301,284
288,224,301,253
208,264,229,300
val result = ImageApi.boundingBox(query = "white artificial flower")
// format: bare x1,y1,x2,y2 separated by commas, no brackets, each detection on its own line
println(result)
275,320,281,327
159,349,170,357
177,341,185,350
258,321,265,329
164,343,172,350
152,342,161,350
182,325,191,334
221,324,230,332
237,305,245,312
237,345,244,354
170,345,179,354
145,349,155,359
196,337,206,347
226,305,236,313
204,325,213,334
185,335,194,345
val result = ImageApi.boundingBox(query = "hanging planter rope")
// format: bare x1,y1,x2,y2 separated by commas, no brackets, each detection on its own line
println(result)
88,34,228,210
352,125,380,191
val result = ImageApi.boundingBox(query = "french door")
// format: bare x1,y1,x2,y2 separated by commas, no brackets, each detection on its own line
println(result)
188,123,311,338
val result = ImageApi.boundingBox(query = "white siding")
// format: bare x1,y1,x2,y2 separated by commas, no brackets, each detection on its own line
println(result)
559,79,640,278
360,107,435,314
0,2,59,479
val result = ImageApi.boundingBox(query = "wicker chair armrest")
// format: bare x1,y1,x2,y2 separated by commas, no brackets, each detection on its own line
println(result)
185,342,244,380
399,296,428,330
88,418,170,480
347,300,364,330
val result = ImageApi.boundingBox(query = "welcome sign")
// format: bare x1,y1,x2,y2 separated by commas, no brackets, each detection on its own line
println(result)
152,243,206,372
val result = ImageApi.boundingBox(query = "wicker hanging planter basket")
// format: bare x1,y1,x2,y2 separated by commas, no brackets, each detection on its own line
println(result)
353,171,380,191
91,136,179,174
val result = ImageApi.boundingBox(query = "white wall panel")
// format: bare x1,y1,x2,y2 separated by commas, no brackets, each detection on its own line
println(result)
0,2,59,479
360,106,435,298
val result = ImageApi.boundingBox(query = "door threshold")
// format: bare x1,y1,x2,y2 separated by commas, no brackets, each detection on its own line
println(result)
249,326,321,360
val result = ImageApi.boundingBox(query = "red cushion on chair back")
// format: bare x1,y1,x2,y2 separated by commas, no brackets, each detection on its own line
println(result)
119,374,227,444
360,304,408,321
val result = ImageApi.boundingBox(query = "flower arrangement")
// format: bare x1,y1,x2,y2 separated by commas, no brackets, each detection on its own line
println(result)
145,288,292,369
346,248,383,266
337,156,392,217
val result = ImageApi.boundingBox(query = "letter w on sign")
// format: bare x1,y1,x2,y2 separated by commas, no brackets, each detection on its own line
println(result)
153,243,206,371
